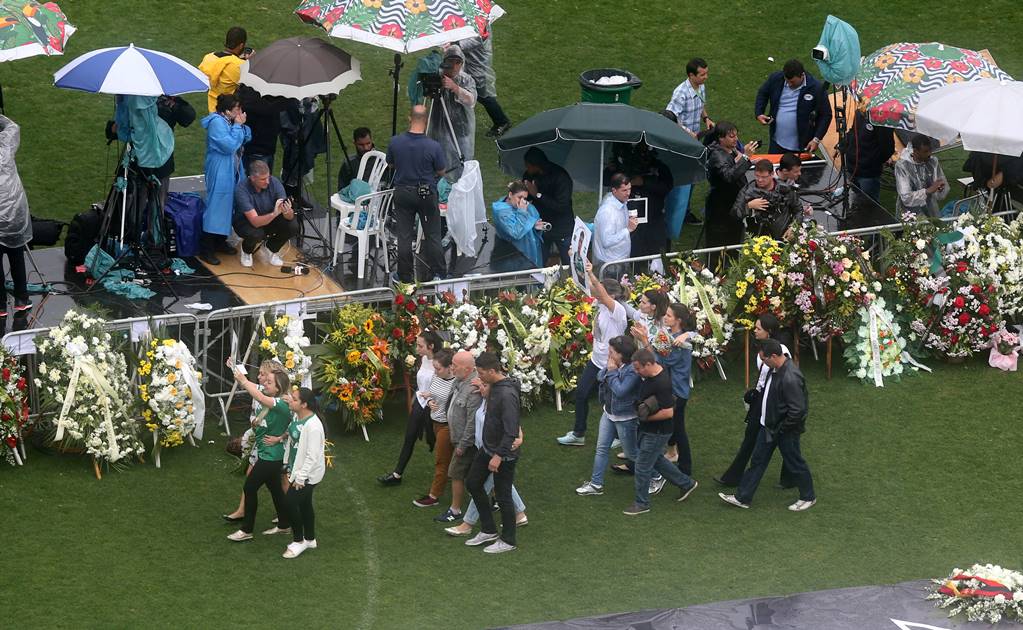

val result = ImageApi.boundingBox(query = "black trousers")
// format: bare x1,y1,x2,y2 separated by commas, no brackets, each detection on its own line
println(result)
393,186,443,282
479,95,510,127
466,449,518,546
0,245,27,303
286,482,317,543
669,397,693,476
393,400,434,476
242,458,290,534
718,399,796,486
233,214,300,255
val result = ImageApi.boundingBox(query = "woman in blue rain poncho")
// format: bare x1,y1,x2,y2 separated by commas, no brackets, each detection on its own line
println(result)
199,93,250,265
491,181,546,272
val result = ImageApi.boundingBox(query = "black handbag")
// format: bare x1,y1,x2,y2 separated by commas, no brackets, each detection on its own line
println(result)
28,216,66,248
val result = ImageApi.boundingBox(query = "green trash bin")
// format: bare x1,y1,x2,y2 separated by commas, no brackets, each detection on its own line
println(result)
579,68,642,104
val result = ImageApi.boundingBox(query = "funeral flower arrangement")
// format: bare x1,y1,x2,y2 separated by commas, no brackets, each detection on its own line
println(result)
841,298,912,385
34,310,143,468
727,236,788,329
952,213,1023,317
988,326,1019,372
138,338,203,465
786,224,878,341
1,348,29,466
387,281,445,371
311,304,391,427
258,313,312,386
927,563,1023,624
535,279,594,391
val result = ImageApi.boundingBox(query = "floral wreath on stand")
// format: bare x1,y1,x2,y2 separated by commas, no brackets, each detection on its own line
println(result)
138,338,204,467
258,313,312,387
0,348,29,466
726,236,789,330
534,279,594,392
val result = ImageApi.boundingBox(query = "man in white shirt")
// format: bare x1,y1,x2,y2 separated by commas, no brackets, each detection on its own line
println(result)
593,173,637,280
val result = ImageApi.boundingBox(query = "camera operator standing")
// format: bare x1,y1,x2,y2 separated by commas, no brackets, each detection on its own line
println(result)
732,159,803,240
428,45,477,183
0,115,31,314
387,106,447,283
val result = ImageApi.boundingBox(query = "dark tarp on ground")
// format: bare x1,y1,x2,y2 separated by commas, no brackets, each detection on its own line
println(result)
500,580,1023,630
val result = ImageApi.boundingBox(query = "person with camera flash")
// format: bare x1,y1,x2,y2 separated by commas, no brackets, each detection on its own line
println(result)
732,159,803,240
232,160,298,268
427,45,477,183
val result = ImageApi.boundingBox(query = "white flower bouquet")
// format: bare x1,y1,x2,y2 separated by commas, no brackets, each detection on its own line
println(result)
927,563,1023,623
139,338,204,466
841,298,914,386
258,314,312,386
34,311,143,475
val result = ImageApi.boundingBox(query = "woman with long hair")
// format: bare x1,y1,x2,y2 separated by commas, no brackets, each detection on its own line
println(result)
227,361,292,541
491,180,547,272
282,387,325,559
714,312,795,488
378,330,445,485
704,121,758,268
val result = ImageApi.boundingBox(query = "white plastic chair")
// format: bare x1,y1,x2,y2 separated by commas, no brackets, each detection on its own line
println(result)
329,149,389,218
332,188,393,279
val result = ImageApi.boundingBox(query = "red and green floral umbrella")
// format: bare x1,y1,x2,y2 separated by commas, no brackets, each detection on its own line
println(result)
294,0,504,54
0,1,75,62
849,42,1012,131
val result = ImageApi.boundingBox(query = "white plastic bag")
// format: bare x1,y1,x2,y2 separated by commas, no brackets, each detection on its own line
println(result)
446,160,487,257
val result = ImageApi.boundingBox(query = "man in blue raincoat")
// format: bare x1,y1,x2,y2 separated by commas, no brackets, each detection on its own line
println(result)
200,93,251,265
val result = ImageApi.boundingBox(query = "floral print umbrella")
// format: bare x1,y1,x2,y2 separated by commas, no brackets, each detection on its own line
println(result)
0,1,75,62
295,0,504,54
849,42,1012,131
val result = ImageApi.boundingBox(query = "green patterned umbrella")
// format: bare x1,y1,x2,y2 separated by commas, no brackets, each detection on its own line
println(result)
295,0,504,54
849,42,1011,131
0,1,75,62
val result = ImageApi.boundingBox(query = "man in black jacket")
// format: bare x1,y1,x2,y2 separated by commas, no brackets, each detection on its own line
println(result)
464,352,522,553
523,147,574,264
843,109,896,202
754,59,832,155
732,159,803,240
719,339,816,511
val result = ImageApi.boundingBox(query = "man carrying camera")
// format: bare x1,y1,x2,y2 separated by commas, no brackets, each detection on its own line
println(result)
387,106,447,283
199,26,251,114
732,159,803,240
232,160,298,268
427,45,477,182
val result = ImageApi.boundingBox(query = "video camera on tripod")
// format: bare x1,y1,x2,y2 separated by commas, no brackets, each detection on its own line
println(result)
418,71,444,99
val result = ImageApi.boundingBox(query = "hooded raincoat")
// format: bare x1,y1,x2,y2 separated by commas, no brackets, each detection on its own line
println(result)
198,51,244,113
428,68,476,182
201,112,250,236
0,115,31,249
492,198,543,270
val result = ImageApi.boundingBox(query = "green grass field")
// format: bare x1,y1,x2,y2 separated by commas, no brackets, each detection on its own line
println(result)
4,2,1023,628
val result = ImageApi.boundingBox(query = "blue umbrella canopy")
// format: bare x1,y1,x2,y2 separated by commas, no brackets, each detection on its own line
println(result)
496,102,706,191
53,43,208,96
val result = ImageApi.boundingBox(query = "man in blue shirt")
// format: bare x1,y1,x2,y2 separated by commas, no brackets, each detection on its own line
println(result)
386,105,447,283
754,59,832,155
232,160,298,268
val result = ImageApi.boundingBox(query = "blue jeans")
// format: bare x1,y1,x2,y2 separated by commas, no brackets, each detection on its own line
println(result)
853,176,881,202
590,413,638,487
633,430,695,509
572,361,601,437
463,475,525,525
737,427,815,505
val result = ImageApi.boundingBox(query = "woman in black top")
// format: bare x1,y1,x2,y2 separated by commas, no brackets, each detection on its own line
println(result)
704,122,759,268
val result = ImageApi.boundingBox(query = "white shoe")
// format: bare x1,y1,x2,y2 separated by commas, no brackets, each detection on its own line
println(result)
239,250,253,268
483,539,517,554
610,438,621,449
556,431,585,446
575,481,604,496
269,251,285,267
262,526,291,535
465,531,499,547
304,539,317,549
788,498,817,512
719,493,751,509
282,541,307,559
227,530,253,542
649,477,667,496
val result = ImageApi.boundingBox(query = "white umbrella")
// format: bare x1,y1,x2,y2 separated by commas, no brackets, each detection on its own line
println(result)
916,78,1023,156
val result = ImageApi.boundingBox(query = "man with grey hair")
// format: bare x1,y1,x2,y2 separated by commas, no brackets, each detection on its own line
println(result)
233,160,298,268
434,350,483,523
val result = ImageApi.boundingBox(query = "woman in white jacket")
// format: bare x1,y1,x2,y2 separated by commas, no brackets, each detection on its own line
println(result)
282,388,326,559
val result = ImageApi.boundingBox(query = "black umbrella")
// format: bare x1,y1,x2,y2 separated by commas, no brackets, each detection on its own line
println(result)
239,36,360,99
496,102,706,191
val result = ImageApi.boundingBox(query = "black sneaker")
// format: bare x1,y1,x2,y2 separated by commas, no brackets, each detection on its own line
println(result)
485,122,511,138
623,503,650,516
216,242,237,255
377,472,401,486
199,252,221,266
433,508,461,523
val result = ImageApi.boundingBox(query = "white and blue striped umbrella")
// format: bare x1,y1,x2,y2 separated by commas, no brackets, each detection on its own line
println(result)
53,43,208,96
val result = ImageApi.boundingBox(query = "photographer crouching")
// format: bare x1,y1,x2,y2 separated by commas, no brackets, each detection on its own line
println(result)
426,45,477,183
232,160,298,268
732,159,804,240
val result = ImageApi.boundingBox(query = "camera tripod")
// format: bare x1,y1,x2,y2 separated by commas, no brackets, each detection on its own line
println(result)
423,82,465,174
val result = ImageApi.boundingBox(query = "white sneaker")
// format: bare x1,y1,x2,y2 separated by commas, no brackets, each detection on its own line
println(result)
610,438,621,449
465,531,499,547
282,541,307,559
304,539,317,549
262,526,291,535
239,250,253,268
227,530,253,542
576,481,604,496
483,539,517,554
649,476,667,496
556,431,585,446
788,498,817,512
718,493,751,509
269,251,285,267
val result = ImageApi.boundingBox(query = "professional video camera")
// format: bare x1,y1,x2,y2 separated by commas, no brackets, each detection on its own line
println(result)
418,71,444,99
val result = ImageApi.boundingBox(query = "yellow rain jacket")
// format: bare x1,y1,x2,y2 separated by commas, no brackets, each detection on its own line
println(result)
198,51,244,113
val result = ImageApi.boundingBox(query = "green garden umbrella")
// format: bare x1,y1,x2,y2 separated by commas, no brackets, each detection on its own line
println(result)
849,42,1011,131
496,102,707,192
0,0,75,61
